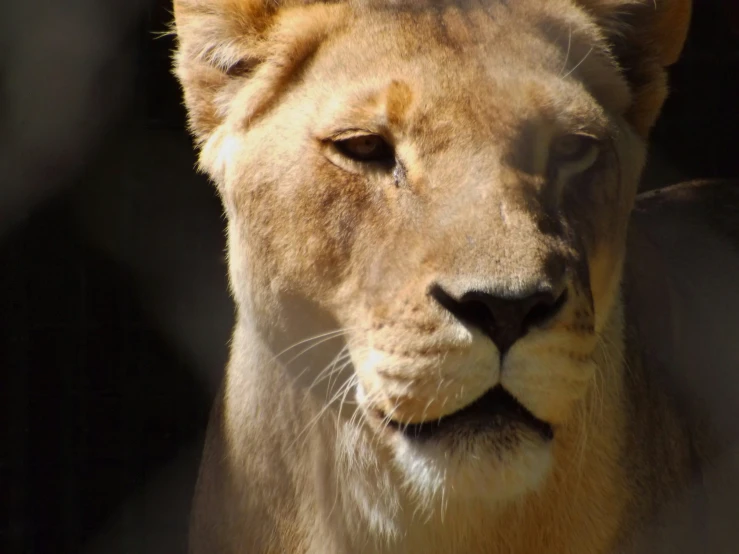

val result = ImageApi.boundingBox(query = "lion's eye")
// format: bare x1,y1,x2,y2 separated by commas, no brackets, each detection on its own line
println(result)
550,134,599,165
333,135,395,165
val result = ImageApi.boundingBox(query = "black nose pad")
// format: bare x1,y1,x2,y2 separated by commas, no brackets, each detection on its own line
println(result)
429,284,568,354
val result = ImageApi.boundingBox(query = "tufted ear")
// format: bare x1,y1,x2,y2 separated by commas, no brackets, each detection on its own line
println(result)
575,0,692,136
172,0,345,144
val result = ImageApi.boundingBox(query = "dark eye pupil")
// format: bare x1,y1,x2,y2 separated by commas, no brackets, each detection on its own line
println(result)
334,135,395,165
355,137,380,154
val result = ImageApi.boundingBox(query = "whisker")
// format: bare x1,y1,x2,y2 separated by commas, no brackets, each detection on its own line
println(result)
290,375,359,451
289,338,360,391
323,347,353,399
270,327,360,366
559,25,573,77
562,45,594,80
335,375,357,430
283,331,352,367
301,347,351,395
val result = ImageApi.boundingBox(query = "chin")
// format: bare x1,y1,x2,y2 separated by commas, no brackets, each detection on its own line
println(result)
379,386,556,505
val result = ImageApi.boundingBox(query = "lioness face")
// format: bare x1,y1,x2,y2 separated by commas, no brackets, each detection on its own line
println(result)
201,1,646,502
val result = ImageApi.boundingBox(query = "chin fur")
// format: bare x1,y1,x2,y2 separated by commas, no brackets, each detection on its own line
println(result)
390,430,554,509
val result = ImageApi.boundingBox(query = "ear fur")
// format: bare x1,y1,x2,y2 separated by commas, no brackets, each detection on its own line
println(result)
576,0,692,135
172,0,345,143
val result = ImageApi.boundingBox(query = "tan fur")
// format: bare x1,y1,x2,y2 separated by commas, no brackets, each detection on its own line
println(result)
171,1,722,552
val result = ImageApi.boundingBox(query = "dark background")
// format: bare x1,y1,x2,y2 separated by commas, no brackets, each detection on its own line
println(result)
1,1,737,553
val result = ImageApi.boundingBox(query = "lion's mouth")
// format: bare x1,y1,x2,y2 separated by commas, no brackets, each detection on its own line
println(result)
385,385,554,442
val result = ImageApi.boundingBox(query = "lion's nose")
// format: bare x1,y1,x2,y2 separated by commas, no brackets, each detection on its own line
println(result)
429,284,568,355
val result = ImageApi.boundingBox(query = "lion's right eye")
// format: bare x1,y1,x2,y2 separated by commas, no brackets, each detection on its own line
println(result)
549,134,600,177
333,135,395,166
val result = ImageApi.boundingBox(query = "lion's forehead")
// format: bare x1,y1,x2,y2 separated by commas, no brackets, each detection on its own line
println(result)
304,5,626,140
322,10,561,83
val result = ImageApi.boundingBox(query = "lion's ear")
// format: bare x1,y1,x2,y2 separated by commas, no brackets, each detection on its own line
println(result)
173,0,274,142
576,0,692,135
173,0,343,143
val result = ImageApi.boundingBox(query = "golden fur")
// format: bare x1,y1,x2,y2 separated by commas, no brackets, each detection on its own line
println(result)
171,0,731,552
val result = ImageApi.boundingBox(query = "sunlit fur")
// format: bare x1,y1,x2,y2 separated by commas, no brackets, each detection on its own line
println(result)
173,0,697,552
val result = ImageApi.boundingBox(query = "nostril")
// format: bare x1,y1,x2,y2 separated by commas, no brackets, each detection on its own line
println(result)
429,283,568,354
428,284,496,329
428,284,462,318
521,289,568,331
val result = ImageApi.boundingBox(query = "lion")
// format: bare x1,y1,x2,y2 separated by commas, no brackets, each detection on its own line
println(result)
172,0,738,552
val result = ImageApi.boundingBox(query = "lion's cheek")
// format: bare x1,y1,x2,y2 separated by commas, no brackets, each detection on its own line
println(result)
587,236,627,334
231,172,380,306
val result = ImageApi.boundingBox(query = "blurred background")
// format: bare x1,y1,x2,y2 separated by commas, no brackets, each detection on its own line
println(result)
0,0,737,553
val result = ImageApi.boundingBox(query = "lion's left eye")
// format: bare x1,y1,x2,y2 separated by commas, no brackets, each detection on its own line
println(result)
550,134,600,167
333,135,395,165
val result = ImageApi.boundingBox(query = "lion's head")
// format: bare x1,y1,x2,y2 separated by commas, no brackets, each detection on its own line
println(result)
174,0,690,504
